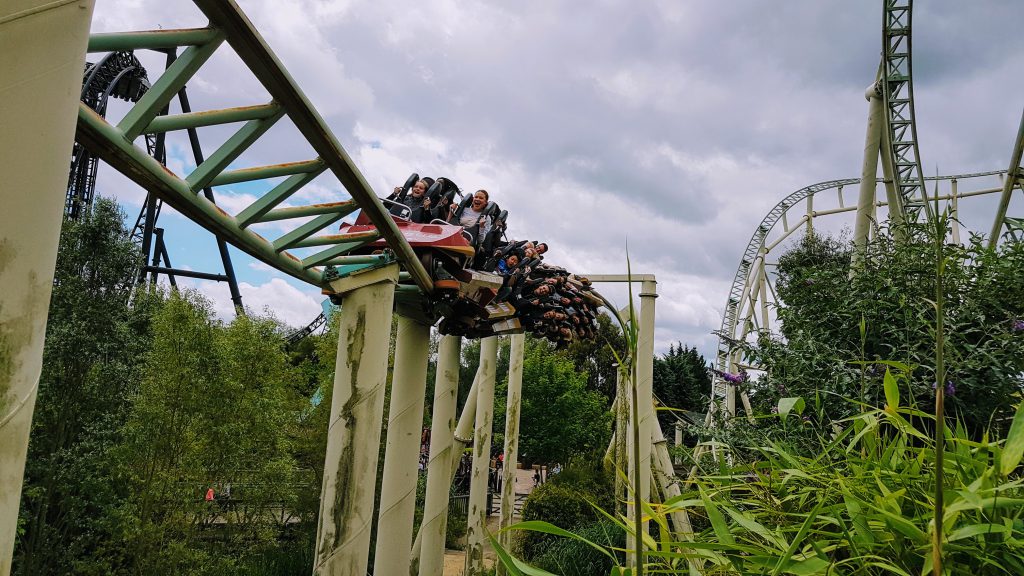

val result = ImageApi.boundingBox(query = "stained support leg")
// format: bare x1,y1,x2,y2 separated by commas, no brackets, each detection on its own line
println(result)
409,369,481,570
0,1,96,572
418,334,461,576
464,336,498,576
631,281,658,567
614,367,628,516
854,82,884,263
497,333,525,575
313,265,398,576
373,315,430,575
652,423,693,539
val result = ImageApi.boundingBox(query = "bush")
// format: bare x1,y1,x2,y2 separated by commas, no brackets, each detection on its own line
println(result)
445,511,467,550
518,463,615,560
752,228,1024,438
531,520,624,576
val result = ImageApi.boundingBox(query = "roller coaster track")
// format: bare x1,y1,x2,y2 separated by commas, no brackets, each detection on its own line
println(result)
989,109,1024,247
706,0,1008,422
709,170,1007,420
69,51,158,220
75,0,432,294
881,0,932,222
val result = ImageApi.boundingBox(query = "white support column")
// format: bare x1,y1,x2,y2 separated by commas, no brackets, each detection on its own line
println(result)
409,369,481,570
418,334,461,576
373,315,431,575
652,423,693,539
614,368,627,514
497,333,525,575
314,265,398,576
464,336,498,576
0,1,96,571
855,81,884,262
634,280,658,568
950,179,961,245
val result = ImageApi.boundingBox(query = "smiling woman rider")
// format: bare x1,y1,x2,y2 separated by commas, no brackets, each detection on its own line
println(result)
449,189,492,241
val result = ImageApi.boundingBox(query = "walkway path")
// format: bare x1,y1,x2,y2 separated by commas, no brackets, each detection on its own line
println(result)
442,467,540,576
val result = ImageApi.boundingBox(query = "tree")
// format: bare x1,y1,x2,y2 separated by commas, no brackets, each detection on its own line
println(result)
561,313,626,403
495,338,612,465
754,228,1024,436
15,198,153,576
117,291,304,572
652,343,711,432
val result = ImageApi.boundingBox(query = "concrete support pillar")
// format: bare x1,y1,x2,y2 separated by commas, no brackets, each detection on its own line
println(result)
497,333,525,575
854,82,884,263
372,316,431,575
409,369,481,570
674,423,683,466
635,281,658,566
0,1,96,571
464,336,497,576
418,335,461,576
614,367,627,516
313,265,398,576
652,423,692,539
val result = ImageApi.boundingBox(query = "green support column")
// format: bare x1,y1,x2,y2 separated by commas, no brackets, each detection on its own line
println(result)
0,1,95,572
373,315,431,575
464,336,498,576
314,265,398,576
418,335,461,576
497,333,525,575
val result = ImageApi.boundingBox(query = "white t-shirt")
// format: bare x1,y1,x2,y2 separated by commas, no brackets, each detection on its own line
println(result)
459,207,491,237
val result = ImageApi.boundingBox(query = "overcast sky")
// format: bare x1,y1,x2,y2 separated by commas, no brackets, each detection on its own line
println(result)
89,1,1024,358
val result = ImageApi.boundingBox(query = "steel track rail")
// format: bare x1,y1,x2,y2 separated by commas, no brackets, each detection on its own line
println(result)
77,0,432,293
989,109,1024,247
881,0,932,222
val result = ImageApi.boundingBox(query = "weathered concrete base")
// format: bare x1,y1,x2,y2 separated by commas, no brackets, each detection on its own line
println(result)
0,1,96,572
418,334,461,576
464,336,497,576
497,333,524,576
313,265,397,576
372,315,430,575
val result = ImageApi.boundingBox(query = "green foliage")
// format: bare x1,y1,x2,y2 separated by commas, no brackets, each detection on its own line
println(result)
755,229,1024,436
15,198,152,575
561,313,627,402
653,343,711,432
518,462,616,560
500,402,1024,575
114,290,305,572
495,337,612,466
530,520,624,576
446,509,468,549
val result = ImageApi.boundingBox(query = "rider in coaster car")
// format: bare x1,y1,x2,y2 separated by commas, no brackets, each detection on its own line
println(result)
448,189,493,246
388,174,436,223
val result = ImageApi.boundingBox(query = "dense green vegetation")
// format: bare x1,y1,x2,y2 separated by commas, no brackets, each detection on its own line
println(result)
15,199,327,575
495,223,1024,575
14,198,712,574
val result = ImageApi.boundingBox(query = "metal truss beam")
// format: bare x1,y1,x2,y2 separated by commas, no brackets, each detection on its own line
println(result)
881,0,933,222
77,1,433,294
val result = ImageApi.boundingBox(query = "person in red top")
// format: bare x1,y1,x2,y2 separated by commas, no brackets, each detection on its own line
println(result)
205,487,215,502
